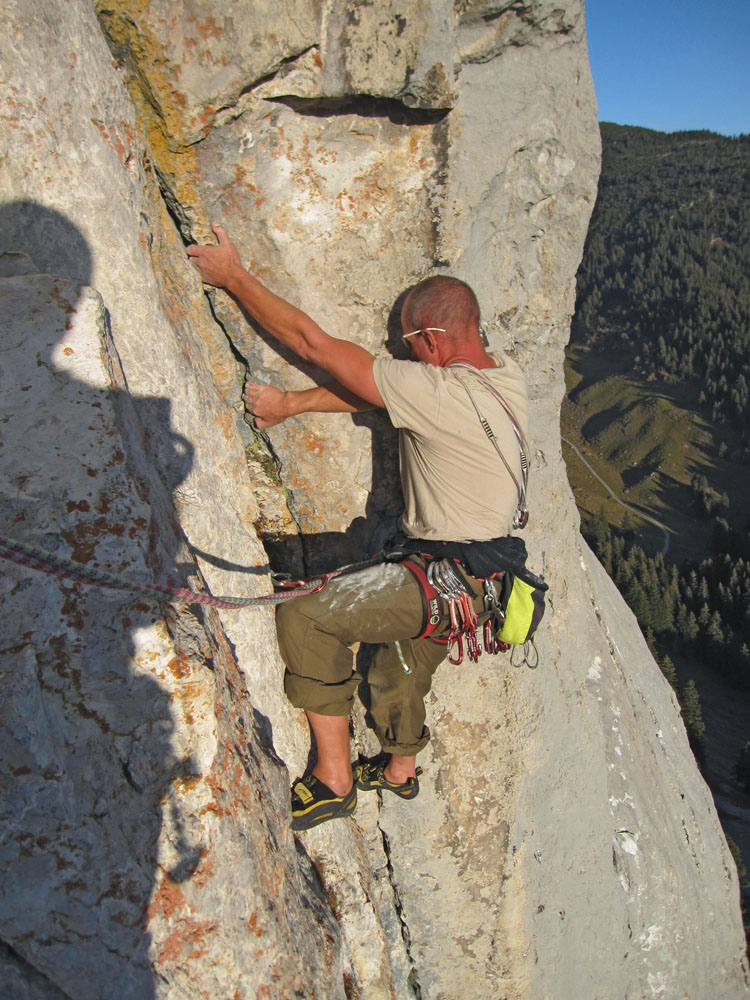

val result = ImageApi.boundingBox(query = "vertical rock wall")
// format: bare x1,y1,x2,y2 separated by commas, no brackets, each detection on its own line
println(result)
1,1,747,998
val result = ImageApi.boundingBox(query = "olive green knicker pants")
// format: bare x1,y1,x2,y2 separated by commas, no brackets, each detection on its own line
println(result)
276,560,486,756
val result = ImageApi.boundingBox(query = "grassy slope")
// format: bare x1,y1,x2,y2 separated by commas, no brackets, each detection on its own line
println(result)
562,343,750,565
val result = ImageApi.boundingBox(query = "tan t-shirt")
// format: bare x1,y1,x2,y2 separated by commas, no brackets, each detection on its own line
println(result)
372,354,529,542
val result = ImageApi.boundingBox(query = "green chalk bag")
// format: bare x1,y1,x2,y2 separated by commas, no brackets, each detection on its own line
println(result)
495,573,547,645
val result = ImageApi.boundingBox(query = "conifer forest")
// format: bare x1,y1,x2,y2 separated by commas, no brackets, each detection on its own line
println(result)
564,123,750,900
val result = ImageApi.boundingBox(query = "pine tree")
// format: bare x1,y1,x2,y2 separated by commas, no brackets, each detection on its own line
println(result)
707,610,725,648
591,507,610,550
659,655,678,690
680,680,706,744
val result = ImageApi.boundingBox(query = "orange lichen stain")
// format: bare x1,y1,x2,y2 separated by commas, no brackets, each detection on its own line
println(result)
156,917,216,965
215,410,233,442
199,104,216,127
148,874,189,922
89,117,130,165
60,587,85,625
166,653,191,681
171,89,188,112
163,299,183,327
198,801,224,818
90,118,110,144
287,470,312,491
48,280,75,315
192,853,215,889
76,699,110,731
65,499,91,513
61,516,126,565
194,15,222,40
247,911,263,937
301,431,327,457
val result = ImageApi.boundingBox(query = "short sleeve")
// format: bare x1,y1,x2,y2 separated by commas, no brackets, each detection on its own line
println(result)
372,358,442,439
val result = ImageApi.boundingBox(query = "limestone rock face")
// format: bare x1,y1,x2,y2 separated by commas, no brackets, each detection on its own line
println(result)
1,1,747,998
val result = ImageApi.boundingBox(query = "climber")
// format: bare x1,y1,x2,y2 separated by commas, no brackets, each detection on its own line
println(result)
187,222,529,831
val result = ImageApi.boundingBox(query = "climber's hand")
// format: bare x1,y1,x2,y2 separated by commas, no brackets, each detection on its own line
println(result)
244,382,290,429
187,222,245,289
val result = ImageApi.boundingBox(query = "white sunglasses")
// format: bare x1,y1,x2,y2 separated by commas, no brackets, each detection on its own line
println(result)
402,327,446,340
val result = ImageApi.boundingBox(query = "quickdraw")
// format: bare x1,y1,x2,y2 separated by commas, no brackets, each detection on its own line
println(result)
427,559,483,666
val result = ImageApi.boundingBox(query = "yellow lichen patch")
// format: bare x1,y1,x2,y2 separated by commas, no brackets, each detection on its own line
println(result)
94,3,203,207
95,3,194,142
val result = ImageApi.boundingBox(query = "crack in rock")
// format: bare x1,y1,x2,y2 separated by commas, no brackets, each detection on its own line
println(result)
379,826,423,1000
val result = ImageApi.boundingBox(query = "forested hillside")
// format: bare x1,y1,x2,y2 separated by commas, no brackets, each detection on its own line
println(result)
567,125,750,688
573,124,750,433
565,125,750,869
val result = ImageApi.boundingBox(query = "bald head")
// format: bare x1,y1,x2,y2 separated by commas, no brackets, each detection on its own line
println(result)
402,276,480,341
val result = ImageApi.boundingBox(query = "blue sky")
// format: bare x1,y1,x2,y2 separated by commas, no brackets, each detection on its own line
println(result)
585,0,750,136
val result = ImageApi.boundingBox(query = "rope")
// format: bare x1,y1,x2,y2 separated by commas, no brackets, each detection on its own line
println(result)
0,533,382,609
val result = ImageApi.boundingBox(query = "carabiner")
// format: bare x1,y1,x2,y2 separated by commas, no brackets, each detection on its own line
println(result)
447,631,464,665
483,618,499,655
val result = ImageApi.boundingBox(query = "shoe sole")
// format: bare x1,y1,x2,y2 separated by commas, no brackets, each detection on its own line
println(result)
355,767,420,800
291,785,357,831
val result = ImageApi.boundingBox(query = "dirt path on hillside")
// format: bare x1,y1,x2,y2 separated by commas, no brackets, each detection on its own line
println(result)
562,436,671,555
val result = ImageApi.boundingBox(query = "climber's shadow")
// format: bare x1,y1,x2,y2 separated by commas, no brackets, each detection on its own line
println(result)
0,202,201,998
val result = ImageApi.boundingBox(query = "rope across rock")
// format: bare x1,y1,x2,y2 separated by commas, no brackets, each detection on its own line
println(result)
0,532,381,609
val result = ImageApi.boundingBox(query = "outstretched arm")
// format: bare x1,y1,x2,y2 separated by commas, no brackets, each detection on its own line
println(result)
244,381,376,429
187,223,385,408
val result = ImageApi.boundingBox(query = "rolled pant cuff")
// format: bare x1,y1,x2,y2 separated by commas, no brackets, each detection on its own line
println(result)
284,671,356,717
378,727,431,756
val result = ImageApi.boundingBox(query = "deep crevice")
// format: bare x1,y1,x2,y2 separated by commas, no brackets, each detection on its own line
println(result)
147,163,307,577
380,826,423,999
154,165,195,246
267,95,450,126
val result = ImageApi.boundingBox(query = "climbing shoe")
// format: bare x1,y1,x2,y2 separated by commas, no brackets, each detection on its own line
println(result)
355,753,422,800
290,774,357,831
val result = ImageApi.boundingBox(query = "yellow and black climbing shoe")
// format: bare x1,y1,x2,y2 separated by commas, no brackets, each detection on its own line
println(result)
290,774,357,831
355,754,421,800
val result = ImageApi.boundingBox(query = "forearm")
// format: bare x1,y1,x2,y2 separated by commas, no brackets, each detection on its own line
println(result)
188,224,384,406
283,382,376,417
225,269,321,361
244,380,376,429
